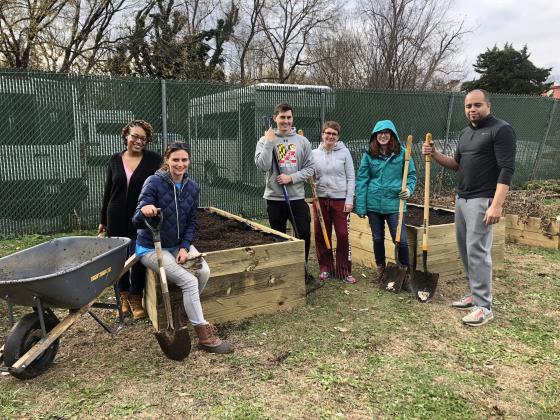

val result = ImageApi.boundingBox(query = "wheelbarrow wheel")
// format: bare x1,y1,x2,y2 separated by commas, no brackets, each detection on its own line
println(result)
3,312,60,380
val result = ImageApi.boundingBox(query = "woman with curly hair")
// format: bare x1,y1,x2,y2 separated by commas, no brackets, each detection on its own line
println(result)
98,120,162,319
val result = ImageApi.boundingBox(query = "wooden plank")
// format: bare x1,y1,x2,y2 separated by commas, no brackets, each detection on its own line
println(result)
506,229,558,243
11,300,94,370
207,207,298,241
147,263,306,330
203,291,306,325
352,249,374,268
506,233,559,249
506,215,559,234
204,241,304,278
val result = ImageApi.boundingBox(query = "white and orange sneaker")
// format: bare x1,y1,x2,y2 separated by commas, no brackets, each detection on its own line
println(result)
452,294,475,310
462,306,493,327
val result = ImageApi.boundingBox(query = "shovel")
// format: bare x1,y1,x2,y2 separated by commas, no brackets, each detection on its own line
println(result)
144,211,191,361
381,135,413,293
411,133,440,302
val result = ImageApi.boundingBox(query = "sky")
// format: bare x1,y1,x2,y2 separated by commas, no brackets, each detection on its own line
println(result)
452,0,560,82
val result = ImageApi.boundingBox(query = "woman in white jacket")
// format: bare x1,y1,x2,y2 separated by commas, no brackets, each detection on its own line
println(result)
311,121,356,283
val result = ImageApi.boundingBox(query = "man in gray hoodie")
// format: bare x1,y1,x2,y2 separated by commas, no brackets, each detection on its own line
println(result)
255,102,321,291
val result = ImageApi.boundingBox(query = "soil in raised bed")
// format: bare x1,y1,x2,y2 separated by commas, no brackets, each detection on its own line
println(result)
194,209,284,252
405,205,455,226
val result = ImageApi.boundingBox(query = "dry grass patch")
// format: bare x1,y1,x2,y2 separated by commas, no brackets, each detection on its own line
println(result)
1,240,559,418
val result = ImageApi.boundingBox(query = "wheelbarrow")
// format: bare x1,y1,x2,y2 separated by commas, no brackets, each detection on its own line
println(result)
0,236,135,379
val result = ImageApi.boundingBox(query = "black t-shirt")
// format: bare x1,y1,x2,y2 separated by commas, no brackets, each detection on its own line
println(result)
454,115,516,199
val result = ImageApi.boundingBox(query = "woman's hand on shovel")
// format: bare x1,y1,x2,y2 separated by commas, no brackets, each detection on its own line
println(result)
398,189,410,200
141,205,159,218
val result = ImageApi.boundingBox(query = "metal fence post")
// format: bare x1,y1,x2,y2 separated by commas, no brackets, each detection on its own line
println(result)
531,99,557,181
161,79,168,153
320,90,326,128
435,92,455,194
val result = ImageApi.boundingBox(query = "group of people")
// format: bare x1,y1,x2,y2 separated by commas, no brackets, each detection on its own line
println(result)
99,88,515,356
254,89,516,327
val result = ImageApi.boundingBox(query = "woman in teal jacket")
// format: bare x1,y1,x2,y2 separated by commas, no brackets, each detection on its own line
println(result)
355,120,416,283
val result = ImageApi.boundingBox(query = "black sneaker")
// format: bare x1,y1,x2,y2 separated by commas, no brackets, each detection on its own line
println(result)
305,273,323,294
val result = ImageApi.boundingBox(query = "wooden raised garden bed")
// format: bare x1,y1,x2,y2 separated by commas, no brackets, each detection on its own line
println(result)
505,214,560,249
312,203,504,283
144,207,306,331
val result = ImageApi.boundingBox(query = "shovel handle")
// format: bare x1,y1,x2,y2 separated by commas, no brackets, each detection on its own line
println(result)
147,210,174,331
155,240,174,330
422,133,431,254
271,147,300,238
396,135,413,242
308,176,331,249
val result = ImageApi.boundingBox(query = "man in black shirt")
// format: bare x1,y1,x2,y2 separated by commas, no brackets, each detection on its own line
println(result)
422,89,516,327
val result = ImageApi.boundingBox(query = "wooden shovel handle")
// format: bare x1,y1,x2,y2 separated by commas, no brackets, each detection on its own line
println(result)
396,135,413,241
423,133,432,252
308,176,331,250
155,241,174,330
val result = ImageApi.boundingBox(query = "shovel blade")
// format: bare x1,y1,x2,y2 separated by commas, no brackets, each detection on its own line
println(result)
155,326,191,361
411,270,439,303
381,263,406,293
155,303,191,361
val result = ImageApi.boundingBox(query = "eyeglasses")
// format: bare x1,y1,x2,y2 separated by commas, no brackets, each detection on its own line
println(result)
377,131,391,137
323,131,339,137
129,134,148,143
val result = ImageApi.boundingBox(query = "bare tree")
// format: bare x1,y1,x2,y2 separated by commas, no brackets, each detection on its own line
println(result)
359,0,468,89
306,20,366,88
0,0,130,72
229,0,265,83
306,0,468,89
258,0,338,83
0,0,66,68
57,0,129,73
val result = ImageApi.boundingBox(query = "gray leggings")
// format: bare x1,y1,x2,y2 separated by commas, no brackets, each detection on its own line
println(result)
140,245,210,326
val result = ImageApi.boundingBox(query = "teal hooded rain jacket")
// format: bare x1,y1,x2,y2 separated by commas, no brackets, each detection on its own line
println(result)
355,120,417,215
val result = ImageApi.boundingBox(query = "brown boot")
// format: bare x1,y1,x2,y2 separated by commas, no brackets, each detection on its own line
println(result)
119,291,130,316
376,264,386,284
194,324,233,354
128,294,146,320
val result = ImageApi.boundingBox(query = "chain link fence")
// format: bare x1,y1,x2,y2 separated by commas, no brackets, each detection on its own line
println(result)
1,70,559,235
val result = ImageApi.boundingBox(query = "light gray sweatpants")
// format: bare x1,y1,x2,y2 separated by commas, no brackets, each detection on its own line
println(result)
455,196,494,309
141,245,210,326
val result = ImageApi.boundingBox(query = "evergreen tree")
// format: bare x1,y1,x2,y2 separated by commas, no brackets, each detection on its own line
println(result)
462,44,552,95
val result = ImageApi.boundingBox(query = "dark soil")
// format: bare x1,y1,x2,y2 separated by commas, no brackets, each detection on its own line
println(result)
194,209,283,252
405,204,455,226
409,179,560,232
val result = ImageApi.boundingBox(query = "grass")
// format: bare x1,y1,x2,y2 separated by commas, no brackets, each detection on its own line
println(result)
1,234,560,418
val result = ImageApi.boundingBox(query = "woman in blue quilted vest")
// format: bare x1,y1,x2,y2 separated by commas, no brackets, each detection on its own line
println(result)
132,142,232,354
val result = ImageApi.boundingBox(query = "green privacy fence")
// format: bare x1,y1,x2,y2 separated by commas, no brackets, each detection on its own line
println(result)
1,70,559,235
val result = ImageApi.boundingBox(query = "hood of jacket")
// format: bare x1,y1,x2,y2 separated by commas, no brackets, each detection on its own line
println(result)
154,168,190,186
370,120,400,143
319,140,347,152
273,127,297,137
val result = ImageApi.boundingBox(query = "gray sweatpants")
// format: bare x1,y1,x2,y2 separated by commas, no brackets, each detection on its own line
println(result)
455,197,493,309
141,245,210,326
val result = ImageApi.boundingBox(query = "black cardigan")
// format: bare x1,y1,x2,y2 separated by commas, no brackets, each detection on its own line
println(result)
100,150,162,238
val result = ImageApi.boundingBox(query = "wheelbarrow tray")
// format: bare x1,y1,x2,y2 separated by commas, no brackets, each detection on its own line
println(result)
0,236,130,309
